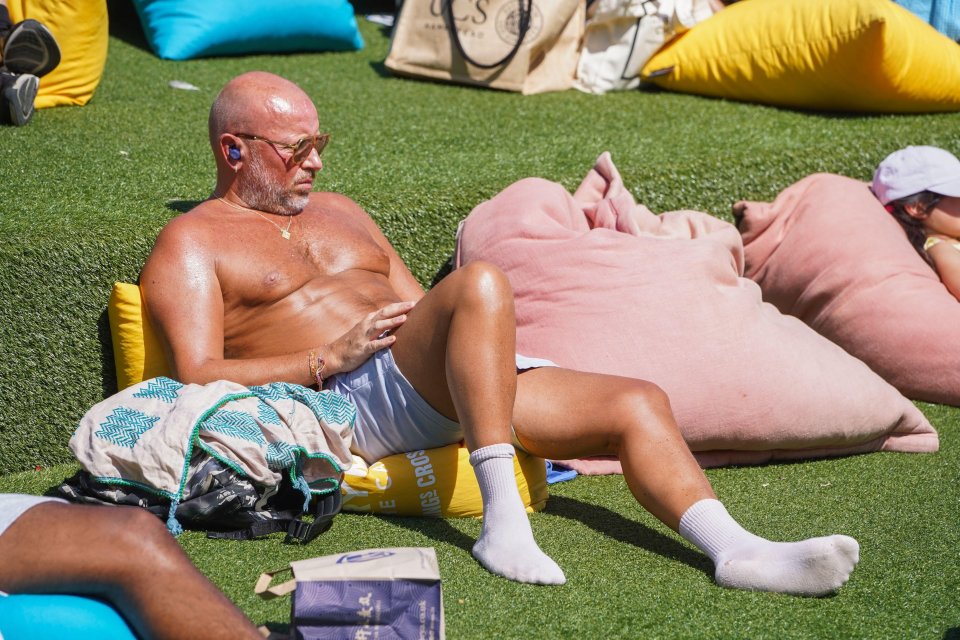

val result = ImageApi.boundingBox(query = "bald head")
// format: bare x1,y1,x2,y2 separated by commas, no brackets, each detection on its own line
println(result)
208,72,316,150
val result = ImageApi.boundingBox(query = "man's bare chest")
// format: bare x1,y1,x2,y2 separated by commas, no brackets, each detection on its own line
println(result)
216,216,391,307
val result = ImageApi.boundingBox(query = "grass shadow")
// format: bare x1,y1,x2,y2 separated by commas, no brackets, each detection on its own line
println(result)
379,495,709,577
944,628,959,640
545,495,710,574
374,515,477,555
636,82,911,120
368,60,392,80
106,0,152,54
98,307,118,398
261,622,291,640
429,252,455,288
166,199,203,214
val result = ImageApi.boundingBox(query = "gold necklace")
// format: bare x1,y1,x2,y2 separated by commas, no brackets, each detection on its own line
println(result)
217,196,294,240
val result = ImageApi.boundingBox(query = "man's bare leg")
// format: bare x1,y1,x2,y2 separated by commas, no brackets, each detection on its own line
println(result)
392,261,565,584
0,503,262,639
513,368,859,597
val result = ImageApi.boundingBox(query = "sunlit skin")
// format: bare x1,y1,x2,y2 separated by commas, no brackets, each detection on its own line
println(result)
136,72,863,595
0,503,262,640
140,71,715,532
906,194,960,301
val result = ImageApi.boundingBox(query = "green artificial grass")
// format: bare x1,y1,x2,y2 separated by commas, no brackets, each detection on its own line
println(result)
1,1,959,637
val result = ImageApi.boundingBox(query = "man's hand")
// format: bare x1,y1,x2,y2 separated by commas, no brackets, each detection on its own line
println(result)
326,301,417,375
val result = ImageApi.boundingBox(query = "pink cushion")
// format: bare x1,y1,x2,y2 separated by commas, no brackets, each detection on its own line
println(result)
738,173,960,405
456,154,937,467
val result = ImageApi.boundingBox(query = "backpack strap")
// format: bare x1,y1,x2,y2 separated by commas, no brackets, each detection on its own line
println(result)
285,490,342,544
206,490,342,543
207,519,292,541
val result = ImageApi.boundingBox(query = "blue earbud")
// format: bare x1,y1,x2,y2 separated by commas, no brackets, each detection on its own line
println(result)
228,146,241,161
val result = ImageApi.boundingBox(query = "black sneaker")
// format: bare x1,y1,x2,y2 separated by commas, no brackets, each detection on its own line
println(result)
2,19,60,77
0,70,38,126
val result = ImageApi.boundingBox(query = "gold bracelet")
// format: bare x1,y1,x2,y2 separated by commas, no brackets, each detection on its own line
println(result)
308,350,318,383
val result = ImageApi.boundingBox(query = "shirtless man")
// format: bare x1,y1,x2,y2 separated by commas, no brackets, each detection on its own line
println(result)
140,71,859,594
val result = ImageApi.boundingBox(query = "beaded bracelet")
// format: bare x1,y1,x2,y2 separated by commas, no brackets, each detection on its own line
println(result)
308,350,326,389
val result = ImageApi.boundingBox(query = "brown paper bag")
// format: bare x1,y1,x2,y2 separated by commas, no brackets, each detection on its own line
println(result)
385,0,586,95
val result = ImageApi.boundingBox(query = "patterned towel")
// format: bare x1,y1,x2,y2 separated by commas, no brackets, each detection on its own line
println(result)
70,377,356,533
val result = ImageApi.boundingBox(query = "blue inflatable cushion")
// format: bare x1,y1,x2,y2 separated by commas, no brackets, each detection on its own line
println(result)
0,593,138,640
131,0,364,61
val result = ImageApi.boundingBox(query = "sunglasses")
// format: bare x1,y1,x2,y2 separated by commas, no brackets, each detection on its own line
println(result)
234,132,330,164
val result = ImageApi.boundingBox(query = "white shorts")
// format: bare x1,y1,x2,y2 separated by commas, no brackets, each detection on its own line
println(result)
0,494,66,538
328,349,555,463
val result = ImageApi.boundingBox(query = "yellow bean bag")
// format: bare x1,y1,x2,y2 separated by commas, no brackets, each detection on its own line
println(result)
640,0,960,113
343,446,546,517
107,282,548,518
7,0,108,108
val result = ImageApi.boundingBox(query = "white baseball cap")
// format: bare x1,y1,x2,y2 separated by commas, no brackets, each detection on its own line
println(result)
871,145,960,205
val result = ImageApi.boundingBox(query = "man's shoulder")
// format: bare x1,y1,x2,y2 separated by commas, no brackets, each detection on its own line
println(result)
308,190,360,209
149,200,224,260
306,191,373,223
158,200,221,238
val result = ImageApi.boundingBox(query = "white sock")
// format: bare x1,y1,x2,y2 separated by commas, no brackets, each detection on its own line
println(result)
678,499,859,597
469,443,566,585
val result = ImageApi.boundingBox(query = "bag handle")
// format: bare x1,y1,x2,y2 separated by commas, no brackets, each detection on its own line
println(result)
255,567,297,600
444,0,533,69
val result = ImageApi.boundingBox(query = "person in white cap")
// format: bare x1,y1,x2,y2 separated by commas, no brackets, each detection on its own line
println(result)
872,145,960,301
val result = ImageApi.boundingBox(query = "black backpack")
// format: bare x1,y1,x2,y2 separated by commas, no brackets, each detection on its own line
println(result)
58,449,341,543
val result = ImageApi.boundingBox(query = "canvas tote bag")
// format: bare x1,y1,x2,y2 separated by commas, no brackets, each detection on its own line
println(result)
385,0,586,95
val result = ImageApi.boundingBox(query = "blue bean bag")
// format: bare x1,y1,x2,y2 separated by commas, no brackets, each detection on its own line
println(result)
131,0,364,61
0,594,138,640
894,0,960,40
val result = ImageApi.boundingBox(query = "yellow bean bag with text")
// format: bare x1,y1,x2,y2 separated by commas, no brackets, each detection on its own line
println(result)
640,0,960,113
107,282,548,517
7,0,108,108
342,446,547,518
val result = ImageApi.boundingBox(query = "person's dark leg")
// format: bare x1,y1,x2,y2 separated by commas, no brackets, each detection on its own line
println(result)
0,503,262,639
0,0,60,78
513,368,860,597
0,3,12,35
0,68,36,126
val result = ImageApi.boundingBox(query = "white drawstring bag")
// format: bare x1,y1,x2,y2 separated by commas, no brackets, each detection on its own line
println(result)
575,0,721,94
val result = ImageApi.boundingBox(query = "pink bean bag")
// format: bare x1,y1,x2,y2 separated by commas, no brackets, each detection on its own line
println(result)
455,154,937,468
737,173,960,405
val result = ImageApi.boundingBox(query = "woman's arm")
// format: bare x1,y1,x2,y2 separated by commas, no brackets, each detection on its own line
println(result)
927,236,960,302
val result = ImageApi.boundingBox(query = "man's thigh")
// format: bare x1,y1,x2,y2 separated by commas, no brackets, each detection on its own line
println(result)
389,271,463,420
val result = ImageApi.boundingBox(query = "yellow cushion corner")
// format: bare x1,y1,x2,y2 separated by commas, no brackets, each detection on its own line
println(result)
641,0,960,113
8,0,109,108
107,282,170,390
342,445,548,518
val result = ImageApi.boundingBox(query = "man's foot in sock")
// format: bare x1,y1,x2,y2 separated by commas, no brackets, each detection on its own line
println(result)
468,443,566,585
2,19,61,77
714,534,859,597
472,528,566,585
0,70,38,126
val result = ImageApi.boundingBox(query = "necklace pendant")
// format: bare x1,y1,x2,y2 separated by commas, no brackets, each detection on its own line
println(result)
280,229,291,240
